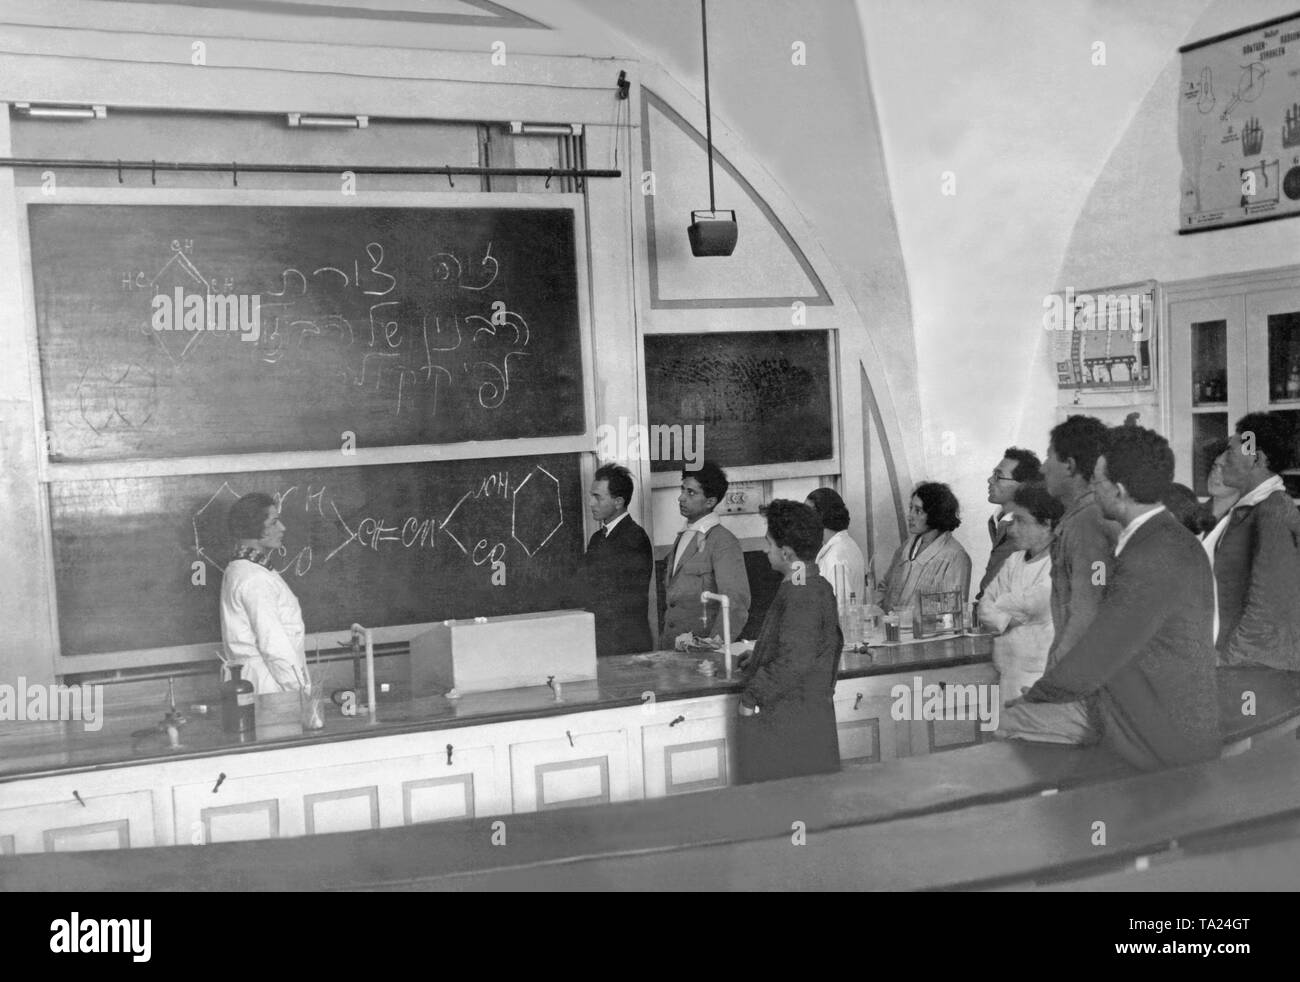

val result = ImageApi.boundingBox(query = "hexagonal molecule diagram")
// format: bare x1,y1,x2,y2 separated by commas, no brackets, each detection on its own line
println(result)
511,465,564,557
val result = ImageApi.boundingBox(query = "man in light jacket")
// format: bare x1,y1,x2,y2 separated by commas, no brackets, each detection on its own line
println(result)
660,461,751,647
1208,413,1300,670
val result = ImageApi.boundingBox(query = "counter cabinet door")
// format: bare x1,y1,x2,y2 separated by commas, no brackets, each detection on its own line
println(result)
0,789,156,856
832,680,902,764
173,746,504,845
908,663,1000,756
508,726,635,814
641,704,731,797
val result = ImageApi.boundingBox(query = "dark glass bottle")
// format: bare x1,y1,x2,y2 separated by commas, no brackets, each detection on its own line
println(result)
221,664,256,735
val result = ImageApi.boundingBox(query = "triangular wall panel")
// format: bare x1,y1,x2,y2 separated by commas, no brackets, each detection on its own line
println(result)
642,88,831,308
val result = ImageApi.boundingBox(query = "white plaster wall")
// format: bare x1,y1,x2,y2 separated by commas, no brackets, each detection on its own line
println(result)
857,0,1216,575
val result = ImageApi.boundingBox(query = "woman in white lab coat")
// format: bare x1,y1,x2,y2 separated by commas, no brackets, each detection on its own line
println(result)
220,493,309,694
976,483,1063,707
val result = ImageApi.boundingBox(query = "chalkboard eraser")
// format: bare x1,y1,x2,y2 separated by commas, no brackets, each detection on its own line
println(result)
474,616,488,624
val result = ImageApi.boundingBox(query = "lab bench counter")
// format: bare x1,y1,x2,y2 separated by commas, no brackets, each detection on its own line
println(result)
0,636,993,857
0,635,992,784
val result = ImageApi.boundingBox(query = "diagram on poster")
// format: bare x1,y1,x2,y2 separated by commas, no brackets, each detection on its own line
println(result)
1179,11,1300,231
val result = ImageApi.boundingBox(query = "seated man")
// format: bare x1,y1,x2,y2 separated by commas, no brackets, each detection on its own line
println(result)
998,425,1221,771
572,463,654,657
977,447,1042,601
1209,413,1300,671
805,487,867,606
661,461,751,648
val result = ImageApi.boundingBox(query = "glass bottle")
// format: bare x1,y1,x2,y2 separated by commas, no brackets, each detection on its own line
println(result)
847,592,863,646
221,664,255,735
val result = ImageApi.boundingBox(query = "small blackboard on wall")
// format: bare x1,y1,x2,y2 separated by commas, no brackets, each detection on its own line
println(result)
50,453,583,656
29,204,584,461
644,331,834,471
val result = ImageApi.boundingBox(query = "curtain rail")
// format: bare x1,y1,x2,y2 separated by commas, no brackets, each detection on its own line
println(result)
0,157,619,180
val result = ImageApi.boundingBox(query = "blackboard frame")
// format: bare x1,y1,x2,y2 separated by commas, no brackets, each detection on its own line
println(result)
16,188,598,674
642,328,840,487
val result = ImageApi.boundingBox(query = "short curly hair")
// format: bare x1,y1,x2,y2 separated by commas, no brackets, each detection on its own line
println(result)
763,499,824,562
912,482,961,533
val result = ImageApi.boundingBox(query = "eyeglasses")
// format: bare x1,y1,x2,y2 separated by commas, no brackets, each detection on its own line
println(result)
989,472,1017,482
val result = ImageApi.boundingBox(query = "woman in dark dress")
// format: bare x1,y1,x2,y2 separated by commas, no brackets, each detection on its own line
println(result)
735,499,844,784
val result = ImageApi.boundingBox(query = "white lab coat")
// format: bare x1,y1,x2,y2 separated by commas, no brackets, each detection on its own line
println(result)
976,550,1053,707
220,558,308,694
816,530,867,606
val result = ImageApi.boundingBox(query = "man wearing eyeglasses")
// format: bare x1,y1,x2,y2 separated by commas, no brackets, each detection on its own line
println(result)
977,448,1042,601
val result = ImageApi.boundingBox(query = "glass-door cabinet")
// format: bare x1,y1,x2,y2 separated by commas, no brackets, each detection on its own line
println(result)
1167,270,1300,497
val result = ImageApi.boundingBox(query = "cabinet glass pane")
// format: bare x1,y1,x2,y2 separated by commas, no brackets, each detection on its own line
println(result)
1267,311,1300,403
1192,414,1228,497
1266,409,1300,498
1191,320,1228,406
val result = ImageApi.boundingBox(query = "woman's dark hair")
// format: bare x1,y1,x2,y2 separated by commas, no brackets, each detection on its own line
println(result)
1162,482,1203,536
1010,481,1066,528
912,482,961,533
763,499,824,562
806,487,850,532
228,492,277,541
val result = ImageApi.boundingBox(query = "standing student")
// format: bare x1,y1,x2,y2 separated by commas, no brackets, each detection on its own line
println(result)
572,463,654,657
977,448,1042,600
660,461,751,648
1041,415,1119,669
1208,413,1300,670
805,487,867,606
735,500,843,784
878,482,971,613
220,493,309,694
998,426,1221,771
977,482,1061,707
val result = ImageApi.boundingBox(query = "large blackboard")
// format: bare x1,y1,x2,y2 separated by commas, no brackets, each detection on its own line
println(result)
30,204,584,461
50,454,583,656
644,331,834,471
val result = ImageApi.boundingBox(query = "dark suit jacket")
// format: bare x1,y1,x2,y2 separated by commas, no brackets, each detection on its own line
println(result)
736,568,842,784
573,515,653,657
977,513,1018,600
1214,489,1300,671
1025,510,1220,770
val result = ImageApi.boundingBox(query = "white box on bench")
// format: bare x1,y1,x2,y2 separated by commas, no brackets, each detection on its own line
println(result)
410,609,597,696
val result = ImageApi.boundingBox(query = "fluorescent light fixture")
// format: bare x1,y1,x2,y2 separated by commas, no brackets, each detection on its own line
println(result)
508,121,583,136
287,113,369,129
14,103,107,120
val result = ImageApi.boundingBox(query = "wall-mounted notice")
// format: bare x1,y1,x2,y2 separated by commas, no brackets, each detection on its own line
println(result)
29,204,584,460
1179,11,1300,232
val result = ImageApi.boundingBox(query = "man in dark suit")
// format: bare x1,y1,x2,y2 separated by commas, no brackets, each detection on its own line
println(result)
977,447,1042,600
572,463,654,657
998,425,1221,770
1209,413,1300,671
